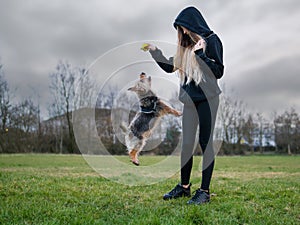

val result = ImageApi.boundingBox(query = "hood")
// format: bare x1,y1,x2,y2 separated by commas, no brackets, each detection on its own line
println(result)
173,6,212,37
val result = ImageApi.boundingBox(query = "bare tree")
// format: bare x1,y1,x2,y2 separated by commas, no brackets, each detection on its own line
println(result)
74,68,97,109
274,108,299,154
0,64,11,132
232,99,246,153
49,61,77,153
0,63,13,152
256,112,265,153
243,114,256,154
10,99,38,133
9,98,39,152
218,94,235,144
96,84,119,109
218,88,248,154
73,69,100,154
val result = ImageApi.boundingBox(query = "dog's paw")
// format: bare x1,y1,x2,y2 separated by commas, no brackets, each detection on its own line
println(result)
176,111,183,117
131,159,140,166
129,150,139,166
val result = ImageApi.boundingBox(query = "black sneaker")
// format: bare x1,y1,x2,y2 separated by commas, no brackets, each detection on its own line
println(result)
163,183,191,200
187,189,210,205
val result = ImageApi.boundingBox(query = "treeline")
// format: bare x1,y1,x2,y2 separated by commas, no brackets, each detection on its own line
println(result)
0,61,81,153
215,95,300,155
0,60,299,155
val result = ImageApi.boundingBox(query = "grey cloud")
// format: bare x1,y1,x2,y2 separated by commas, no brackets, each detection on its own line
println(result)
230,55,300,114
0,0,299,118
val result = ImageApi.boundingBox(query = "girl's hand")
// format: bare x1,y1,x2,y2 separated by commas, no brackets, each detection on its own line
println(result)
193,39,206,52
141,43,156,52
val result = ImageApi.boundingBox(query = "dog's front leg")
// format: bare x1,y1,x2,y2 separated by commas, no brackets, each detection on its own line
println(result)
159,101,182,117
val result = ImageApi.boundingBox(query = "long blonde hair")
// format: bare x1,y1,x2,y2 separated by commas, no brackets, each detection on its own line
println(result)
174,26,204,85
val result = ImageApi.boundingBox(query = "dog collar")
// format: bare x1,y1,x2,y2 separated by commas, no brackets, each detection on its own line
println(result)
140,96,158,114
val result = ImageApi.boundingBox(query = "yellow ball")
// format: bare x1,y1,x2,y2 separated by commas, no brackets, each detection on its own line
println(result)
140,43,149,51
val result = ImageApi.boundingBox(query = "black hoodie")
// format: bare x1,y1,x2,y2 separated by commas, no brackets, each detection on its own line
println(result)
150,6,224,103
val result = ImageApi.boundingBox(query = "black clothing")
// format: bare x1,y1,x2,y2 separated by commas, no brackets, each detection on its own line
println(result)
163,183,191,200
150,6,223,192
173,6,212,37
187,189,210,205
173,6,224,80
150,6,224,103
180,97,219,190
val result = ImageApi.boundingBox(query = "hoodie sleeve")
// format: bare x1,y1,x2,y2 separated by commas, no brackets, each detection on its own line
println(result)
149,48,174,73
194,35,224,79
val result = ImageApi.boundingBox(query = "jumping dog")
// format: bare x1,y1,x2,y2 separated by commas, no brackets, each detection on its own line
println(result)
121,72,182,166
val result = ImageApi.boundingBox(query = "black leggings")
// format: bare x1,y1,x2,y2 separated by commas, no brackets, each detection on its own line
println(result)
181,96,219,190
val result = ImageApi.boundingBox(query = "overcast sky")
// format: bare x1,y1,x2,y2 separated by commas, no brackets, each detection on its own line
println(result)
1,0,299,119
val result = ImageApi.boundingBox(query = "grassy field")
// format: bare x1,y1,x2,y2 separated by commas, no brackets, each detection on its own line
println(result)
0,154,299,225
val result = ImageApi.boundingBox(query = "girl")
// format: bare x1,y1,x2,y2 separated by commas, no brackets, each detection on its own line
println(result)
144,6,224,205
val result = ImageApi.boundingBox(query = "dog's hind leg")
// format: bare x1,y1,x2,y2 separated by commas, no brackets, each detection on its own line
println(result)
129,149,139,166
128,139,146,166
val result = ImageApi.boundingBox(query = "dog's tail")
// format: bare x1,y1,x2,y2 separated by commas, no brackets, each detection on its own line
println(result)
120,122,128,134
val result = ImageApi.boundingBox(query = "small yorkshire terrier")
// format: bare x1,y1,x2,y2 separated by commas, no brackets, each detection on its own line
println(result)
121,72,182,166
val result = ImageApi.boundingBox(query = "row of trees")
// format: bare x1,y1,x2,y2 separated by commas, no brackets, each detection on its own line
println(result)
0,61,82,153
215,94,299,155
0,60,299,155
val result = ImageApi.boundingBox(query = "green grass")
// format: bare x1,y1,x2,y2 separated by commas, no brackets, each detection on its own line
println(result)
0,154,299,225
